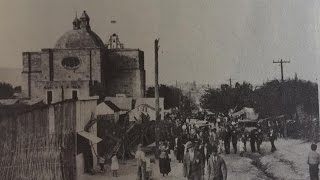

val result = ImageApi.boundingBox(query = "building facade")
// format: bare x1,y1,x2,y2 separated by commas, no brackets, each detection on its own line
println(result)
21,11,146,104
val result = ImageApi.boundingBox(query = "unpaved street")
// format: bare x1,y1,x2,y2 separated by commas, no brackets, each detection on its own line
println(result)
80,149,272,180
80,139,317,180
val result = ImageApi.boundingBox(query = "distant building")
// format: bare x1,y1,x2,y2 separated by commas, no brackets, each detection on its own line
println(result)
95,100,121,123
104,96,165,121
21,11,146,104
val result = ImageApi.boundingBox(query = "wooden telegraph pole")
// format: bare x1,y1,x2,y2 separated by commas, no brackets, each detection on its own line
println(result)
273,59,290,82
273,59,290,138
155,39,160,156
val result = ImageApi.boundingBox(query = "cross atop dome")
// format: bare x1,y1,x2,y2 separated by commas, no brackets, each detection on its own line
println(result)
79,11,91,31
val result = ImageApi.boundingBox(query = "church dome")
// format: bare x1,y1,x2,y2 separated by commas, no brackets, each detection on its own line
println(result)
54,11,104,49
55,29,104,49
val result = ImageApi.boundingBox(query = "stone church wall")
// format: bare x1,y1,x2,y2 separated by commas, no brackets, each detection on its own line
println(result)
21,48,103,102
51,49,101,82
21,52,43,98
105,49,145,97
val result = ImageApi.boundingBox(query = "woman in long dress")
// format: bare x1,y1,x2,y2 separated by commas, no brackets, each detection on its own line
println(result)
176,135,185,163
159,141,171,176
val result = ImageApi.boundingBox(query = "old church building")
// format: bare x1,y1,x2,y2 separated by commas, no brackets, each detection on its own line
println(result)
21,11,146,104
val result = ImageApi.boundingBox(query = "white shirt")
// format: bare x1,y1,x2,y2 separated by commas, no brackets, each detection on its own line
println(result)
189,151,194,161
135,150,145,161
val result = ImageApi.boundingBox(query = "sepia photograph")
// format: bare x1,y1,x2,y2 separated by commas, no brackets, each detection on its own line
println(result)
0,0,320,180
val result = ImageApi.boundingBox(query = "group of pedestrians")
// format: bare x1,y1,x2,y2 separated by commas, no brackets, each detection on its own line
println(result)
132,113,281,179
177,119,277,157
174,114,280,179
183,141,227,180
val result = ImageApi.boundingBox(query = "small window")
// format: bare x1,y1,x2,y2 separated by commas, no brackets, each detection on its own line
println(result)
62,57,80,69
72,90,78,100
47,91,53,104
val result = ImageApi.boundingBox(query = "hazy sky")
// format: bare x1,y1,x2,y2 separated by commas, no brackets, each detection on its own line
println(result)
0,0,320,86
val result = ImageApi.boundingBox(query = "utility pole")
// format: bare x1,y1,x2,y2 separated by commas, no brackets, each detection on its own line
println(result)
273,59,290,82
154,38,160,156
273,59,290,139
228,77,235,88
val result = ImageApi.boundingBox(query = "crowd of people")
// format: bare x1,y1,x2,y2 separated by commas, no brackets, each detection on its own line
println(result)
132,113,280,180
175,114,279,159
173,114,278,180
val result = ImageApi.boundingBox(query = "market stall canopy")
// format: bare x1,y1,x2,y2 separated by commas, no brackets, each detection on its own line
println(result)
231,107,259,120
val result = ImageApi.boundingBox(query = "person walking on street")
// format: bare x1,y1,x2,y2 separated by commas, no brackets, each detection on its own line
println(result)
250,129,256,153
231,126,238,154
135,144,146,180
207,146,227,180
241,132,248,152
209,129,219,149
269,129,277,152
224,126,231,154
159,141,171,176
256,128,263,154
239,137,245,157
177,135,186,163
183,142,203,180
308,143,320,180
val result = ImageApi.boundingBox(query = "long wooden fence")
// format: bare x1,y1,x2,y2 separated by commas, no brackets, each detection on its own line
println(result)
0,100,77,180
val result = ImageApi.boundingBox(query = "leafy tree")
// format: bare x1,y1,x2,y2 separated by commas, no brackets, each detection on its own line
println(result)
14,86,21,93
200,82,254,114
146,84,197,121
254,79,318,118
0,82,15,99
200,79,318,119
146,84,183,109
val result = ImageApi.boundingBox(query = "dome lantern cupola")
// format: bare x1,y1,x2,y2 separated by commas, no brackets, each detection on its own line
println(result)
72,12,80,30
54,10,104,49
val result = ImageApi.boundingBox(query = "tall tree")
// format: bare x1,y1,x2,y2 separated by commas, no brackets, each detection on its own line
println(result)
201,79,318,118
0,82,15,99
200,82,254,114
146,84,183,109
254,79,318,118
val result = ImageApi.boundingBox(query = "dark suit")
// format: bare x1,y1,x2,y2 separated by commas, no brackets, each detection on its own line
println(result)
269,131,277,152
207,155,227,180
183,150,203,180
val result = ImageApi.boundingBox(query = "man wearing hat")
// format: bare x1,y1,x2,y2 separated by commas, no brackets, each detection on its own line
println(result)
183,142,203,180
207,146,227,180
135,144,146,180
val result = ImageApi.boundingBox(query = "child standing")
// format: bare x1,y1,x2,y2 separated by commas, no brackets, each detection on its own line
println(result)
145,157,155,180
308,144,320,180
111,153,119,177
98,155,105,172
239,138,244,157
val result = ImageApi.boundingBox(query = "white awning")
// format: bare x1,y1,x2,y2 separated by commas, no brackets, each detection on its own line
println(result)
78,131,102,144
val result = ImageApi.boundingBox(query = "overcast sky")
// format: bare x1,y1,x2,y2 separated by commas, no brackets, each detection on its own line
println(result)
0,0,320,86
